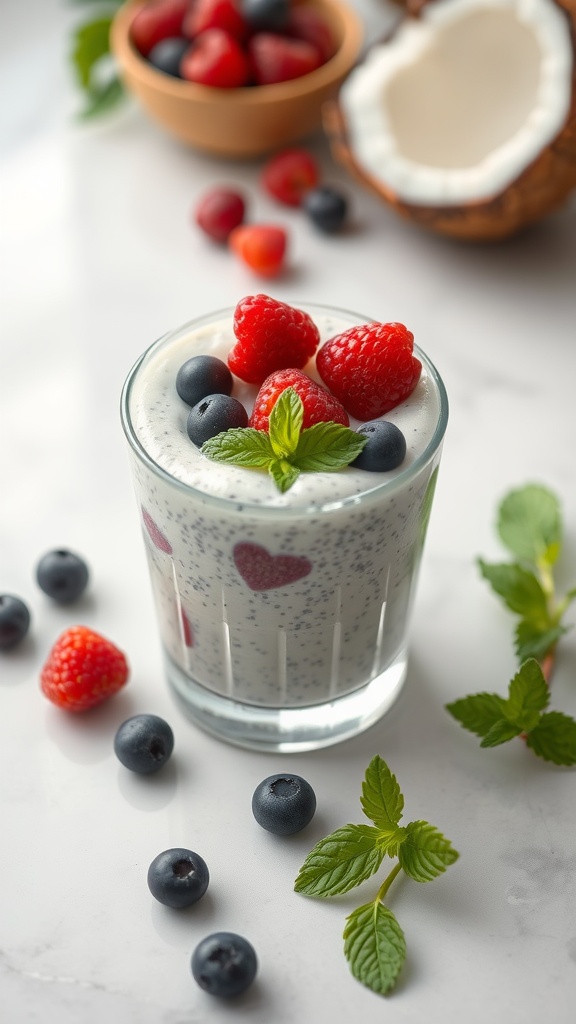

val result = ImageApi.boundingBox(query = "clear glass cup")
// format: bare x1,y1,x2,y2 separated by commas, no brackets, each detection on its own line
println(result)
120,304,448,752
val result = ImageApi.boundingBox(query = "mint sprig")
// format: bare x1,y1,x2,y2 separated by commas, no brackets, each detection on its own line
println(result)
295,756,458,996
446,484,576,765
201,388,366,493
70,2,125,118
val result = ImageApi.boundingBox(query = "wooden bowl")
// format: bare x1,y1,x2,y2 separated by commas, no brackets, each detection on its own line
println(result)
110,0,364,158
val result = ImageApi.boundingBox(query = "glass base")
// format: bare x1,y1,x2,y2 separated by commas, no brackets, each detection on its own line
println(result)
165,650,407,753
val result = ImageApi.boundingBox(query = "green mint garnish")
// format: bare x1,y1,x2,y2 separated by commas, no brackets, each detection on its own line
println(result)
201,388,366,493
70,2,125,119
446,484,576,765
294,756,458,996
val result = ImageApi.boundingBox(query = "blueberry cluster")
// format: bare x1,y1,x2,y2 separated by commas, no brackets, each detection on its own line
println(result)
0,548,90,651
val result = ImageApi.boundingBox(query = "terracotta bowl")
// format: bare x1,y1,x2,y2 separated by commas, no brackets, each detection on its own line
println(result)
110,0,364,158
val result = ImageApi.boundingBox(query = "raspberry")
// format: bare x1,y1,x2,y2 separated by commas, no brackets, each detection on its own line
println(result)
316,323,422,420
180,29,250,87
183,0,248,43
262,148,320,207
130,0,189,56
228,224,288,278
248,32,323,85
195,187,246,242
229,294,320,385
40,626,129,712
249,368,349,431
285,7,337,63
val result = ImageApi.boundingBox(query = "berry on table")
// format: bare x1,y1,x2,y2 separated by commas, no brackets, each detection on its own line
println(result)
248,32,322,85
191,932,257,997
36,549,89,604
40,626,129,712
114,714,175,774
229,294,320,384
249,368,349,431
176,355,233,406
180,28,250,87
303,184,348,233
317,322,422,420
183,0,248,42
352,420,407,472
240,0,290,32
0,594,31,651
228,224,288,278
187,394,248,447
262,148,319,207
147,848,209,908
195,187,246,243
130,0,189,57
147,36,190,77
252,772,316,834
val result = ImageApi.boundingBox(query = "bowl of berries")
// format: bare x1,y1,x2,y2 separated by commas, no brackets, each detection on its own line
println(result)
110,0,364,157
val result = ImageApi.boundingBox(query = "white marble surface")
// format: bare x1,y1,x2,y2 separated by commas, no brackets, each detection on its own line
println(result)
1,2,576,1022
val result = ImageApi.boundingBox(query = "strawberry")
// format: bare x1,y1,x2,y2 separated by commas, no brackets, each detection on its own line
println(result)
183,0,248,43
130,0,189,56
40,626,129,712
228,224,287,278
180,28,250,87
249,368,349,431
262,148,319,207
285,7,337,63
316,323,422,421
229,294,320,385
247,32,323,85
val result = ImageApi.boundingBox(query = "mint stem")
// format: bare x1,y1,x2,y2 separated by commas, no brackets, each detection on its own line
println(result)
375,861,403,904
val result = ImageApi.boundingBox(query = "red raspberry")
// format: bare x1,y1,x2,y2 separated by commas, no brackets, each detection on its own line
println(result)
249,368,349,431
229,294,320,385
316,323,422,420
262,148,320,207
130,0,189,56
183,0,248,42
195,187,246,242
248,33,323,85
180,29,250,87
40,626,129,712
228,224,287,278
285,7,337,63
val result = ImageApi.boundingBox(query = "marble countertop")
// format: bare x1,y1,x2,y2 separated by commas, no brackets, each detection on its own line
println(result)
1,2,576,1022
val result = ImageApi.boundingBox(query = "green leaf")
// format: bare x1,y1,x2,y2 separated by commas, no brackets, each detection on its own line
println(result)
293,422,366,471
201,428,273,466
78,75,123,119
525,711,576,765
505,659,549,730
477,560,550,622
398,821,459,882
294,824,385,897
497,484,562,567
514,620,566,664
268,388,303,459
71,16,113,90
268,459,300,494
446,692,507,738
480,719,523,747
360,755,404,832
343,901,406,996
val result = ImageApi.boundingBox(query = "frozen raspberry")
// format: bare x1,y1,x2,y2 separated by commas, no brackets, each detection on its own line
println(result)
229,294,320,385
183,0,248,43
180,29,250,87
285,6,337,62
317,323,422,420
131,0,188,56
228,224,288,278
262,148,319,207
195,187,246,242
40,626,129,712
247,32,322,85
249,368,349,431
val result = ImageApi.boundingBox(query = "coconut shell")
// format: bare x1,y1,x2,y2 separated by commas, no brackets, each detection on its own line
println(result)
325,0,576,240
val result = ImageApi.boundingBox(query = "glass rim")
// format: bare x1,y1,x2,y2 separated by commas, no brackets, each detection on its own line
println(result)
120,302,449,518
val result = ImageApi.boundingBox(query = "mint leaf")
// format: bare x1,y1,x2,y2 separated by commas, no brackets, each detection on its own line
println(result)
446,692,507,738
515,620,566,663
497,484,562,567
294,824,385,897
525,711,576,765
360,755,404,833
268,388,302,458
268,459,300,494
78,75,123,119
505,659,549,730
293,421,366,471
477,560,549,622
72,17,113,89
201,428,274,466
344,902,406,996
480,719,523,747
398,821,459,882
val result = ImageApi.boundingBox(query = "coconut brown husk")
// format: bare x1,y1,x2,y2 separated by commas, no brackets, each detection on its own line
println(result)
324,0,576,240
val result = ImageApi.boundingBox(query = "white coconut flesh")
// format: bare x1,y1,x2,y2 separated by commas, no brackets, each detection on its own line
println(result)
340,0,573,204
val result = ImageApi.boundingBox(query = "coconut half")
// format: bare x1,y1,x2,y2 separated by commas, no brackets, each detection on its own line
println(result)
326,0,576,239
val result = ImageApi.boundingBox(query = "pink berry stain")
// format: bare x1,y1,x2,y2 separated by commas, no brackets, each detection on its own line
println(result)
233,542,312,592
181,608,194,647
141,508,173,555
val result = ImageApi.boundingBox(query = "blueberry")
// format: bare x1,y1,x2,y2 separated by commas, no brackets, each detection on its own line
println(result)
252,773,316,835
191,932,257,998
240,0,290,31
147,848,209,908
352,420,407,472
147,36,189,78
176,355,234,407
36,549,89,604
0,594,31,651
114,714,174,774
187,394,248,448
303,185,348,233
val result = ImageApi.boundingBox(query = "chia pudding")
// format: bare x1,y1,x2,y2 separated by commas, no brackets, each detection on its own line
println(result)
121,303,448,749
